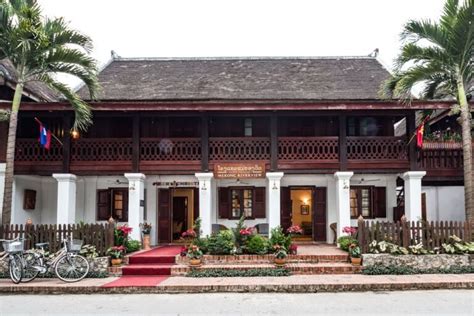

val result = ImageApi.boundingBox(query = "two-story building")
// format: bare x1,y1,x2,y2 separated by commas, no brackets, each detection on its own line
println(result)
0,56,467,244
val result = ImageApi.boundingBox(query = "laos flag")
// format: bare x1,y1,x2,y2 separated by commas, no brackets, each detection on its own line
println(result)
39,124,51,150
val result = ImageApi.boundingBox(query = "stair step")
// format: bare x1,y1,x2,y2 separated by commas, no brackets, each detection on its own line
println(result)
129,255,176,264
122,263,174,276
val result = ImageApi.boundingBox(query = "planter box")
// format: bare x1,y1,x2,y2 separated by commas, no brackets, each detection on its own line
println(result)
362,254,470,270
423,142,462,150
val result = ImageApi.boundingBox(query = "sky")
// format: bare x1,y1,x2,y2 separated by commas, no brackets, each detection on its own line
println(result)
38,0,446,85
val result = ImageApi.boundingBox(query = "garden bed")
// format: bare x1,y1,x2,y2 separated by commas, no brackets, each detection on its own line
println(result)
362,253,471,270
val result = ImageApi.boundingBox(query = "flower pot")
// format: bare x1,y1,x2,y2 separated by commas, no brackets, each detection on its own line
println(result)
350,257,361,266
111,258,122,266
274,258,286,266
143,234,151,250
189,258,202,267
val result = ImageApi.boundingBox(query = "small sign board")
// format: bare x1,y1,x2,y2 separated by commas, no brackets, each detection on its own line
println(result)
214,162,265,179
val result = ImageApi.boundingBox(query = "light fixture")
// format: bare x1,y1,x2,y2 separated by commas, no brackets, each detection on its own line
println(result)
272,181,278,190
201,182,207,191
71,129,80,139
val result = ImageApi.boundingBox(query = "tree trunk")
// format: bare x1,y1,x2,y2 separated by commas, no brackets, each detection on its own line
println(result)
1,83,23,225
457,79,473,225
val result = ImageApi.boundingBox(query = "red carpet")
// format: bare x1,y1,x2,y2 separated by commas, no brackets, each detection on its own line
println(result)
102,276,168,288
133,245,182,256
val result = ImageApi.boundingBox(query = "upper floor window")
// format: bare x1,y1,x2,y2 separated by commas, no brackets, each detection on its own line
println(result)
244,118,253,136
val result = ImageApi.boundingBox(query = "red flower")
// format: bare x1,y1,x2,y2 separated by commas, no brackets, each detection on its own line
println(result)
118,225,133,235
342,226,357,235
239,227,253,236
287,225,303,235
182,229,197,238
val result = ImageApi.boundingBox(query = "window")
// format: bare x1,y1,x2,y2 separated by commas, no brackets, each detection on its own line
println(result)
231,188,253,218
244,118,253,136
350,187,372,218
97,188,128,221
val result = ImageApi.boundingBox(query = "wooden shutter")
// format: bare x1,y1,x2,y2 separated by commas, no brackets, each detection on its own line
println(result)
97,189,111,221
280,187,292,231
373,187,387,218
158,189,171,243
313,187,327,242
193,187,200,221
122,189,129,222
218,187,230,219
253,187,266,218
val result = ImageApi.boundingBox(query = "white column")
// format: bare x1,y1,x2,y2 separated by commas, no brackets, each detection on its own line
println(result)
0,163,5,221
124,173,146,241
402,171,426,221
266,172,284,235
334,171,353,239
53,173,77,224
195,172,213,237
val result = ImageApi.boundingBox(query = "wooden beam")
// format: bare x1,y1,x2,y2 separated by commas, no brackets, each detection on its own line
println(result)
339,115,347,171
270,114,278,171
201,115,209,172
62,114,72,173
132,114,140,172
407,112,418,170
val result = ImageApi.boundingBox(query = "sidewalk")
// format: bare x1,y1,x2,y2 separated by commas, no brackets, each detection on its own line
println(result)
1,274,473,294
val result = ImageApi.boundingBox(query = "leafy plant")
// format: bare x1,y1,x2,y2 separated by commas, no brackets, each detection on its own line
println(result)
186,244,203,260
246,234,269,255
79,244,98,259
193,217,202,239
337,236,358,251
125,239,141,253
186,268,291,278
408,242,428,255
114,225,132,246
368,240,409,255
348,244,361,258
232,214,249,254
363,265,474,275
208,230,235,255
107,246,125,259
273,245,288,259
139,222,152,235
270,226,291,251
193,237,209,254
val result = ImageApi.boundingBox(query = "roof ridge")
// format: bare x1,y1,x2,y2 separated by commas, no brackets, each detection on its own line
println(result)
111,55,378,62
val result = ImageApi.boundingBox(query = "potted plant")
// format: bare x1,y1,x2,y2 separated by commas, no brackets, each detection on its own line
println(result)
187,244,203,267
289,243,298,255
348,243,361,265
273,245,288,266
107,245,125,266
140,222,152,250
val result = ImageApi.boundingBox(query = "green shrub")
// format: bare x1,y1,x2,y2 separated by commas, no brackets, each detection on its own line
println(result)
186,268,290,278
193,237,209,254
337,235,358,251
270,226,291,251
363,265,474,275
246,235,269,255
125,239,141,253
208,230,235,255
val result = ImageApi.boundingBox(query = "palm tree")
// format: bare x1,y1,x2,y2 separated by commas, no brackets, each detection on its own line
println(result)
382,0,473,223
0,0,99,224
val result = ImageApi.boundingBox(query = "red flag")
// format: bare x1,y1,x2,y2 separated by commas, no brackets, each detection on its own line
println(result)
416,122,425,148
39,124,52,150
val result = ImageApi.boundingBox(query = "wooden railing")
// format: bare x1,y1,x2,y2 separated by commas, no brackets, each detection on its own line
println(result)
418,147,463,170
0,223,114,256
15,138,62,161
347,136,407,160
278,136,339,160
71,138,133,161
357,218,472,253
209,137,270,161
141,138,201,161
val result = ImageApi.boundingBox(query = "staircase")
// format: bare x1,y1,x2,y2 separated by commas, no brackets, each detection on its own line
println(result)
121,246,181,276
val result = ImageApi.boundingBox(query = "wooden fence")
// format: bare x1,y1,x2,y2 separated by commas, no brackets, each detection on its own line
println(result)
357,216,473,253
0,223,115,256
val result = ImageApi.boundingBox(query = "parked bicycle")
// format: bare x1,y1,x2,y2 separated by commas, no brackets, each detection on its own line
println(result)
0,237,25,284
22,237,90,283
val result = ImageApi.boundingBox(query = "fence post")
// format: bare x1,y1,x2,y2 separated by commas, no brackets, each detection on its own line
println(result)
401,215,409,248
357,215,365,253
107,223,115,249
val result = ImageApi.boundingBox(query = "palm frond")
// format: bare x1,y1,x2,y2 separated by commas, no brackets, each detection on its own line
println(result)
402,19,449,49
395,43,453,70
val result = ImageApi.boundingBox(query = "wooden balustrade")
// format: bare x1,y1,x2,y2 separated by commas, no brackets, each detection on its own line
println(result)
278,136,339,161
71,138,133,161
418,148,463,170
209,137,270,161
140,138,201,161
347,136,407,160
15,138,63,161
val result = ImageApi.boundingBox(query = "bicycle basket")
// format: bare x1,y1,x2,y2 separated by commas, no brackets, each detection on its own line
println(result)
2,239,24,253
66,239,83,252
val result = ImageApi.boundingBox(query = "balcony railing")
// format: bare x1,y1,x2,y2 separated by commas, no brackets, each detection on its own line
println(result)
347,136,407,160
15,139,62,161
209,137,270,161
141,138,201,161
71,138,133,161
278,137,339,161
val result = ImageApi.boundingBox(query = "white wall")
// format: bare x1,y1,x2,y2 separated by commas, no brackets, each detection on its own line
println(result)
422,186,465,222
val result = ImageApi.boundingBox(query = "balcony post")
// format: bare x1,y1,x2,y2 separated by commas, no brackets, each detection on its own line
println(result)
334,171,353,240
407,112,418,170
266,172,284,235
201,115,209,172
270,114,278,171
339,115,347,171
132,114,140,172
62,114,72,173
124,173,146,241
195,172,213,236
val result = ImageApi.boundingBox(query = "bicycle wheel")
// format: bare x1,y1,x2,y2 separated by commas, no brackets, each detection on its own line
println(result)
54,254,90,282
22,252,40,283
9,254,23,284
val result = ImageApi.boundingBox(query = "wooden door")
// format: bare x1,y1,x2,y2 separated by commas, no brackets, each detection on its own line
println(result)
280,187,292,232
313,187,327,242
172,197,188,239
157,189,171,244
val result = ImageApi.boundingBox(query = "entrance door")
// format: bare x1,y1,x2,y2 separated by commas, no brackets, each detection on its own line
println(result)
172,196,188,240
313,187,327,242
280,187,292,232
158,189,171,244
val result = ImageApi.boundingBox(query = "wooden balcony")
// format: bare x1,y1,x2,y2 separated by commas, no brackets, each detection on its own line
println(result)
12,137,466,177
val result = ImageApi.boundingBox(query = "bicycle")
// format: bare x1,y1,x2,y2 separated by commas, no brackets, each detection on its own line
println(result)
22,237,90,283
0,237,25,284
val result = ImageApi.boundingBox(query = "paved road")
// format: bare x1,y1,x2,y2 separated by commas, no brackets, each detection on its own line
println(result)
0,290,472,315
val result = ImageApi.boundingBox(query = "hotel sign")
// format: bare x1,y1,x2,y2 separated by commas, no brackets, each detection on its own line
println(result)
214,163,266,179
